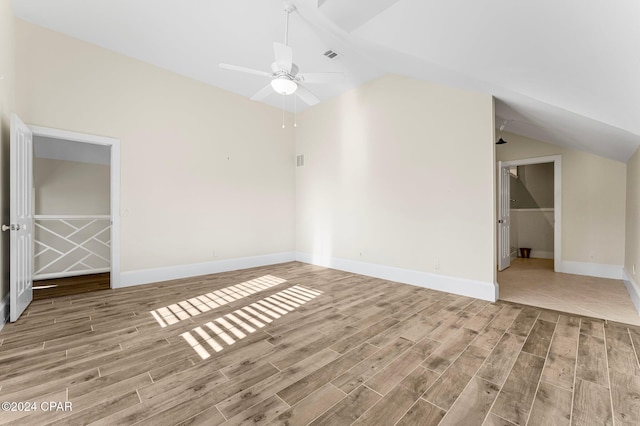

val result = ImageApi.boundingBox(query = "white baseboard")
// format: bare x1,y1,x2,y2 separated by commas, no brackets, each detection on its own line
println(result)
295,252,498,302
623,269,640,316
530,250,554,259
119,252,296,288
560,261,623,280
0,294,9,332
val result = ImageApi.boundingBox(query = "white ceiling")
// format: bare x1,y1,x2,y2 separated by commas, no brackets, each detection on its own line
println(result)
12,0,640,162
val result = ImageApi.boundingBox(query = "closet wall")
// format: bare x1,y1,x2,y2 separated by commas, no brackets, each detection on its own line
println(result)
510,163,554,259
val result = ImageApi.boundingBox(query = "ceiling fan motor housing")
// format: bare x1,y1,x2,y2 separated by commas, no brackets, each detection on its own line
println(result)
271,62,299,77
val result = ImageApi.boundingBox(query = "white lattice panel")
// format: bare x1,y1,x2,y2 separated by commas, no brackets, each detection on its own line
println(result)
34,215,111,279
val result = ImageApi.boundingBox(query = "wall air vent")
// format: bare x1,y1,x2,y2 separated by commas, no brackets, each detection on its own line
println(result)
323,50,340,59
296,155,304,167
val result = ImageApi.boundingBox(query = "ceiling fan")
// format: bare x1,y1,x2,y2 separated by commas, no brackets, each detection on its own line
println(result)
219,1,343,106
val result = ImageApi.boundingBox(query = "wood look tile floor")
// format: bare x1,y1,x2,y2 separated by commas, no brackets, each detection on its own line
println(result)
33,273,111,301
498,258,640,326
1,261,640,425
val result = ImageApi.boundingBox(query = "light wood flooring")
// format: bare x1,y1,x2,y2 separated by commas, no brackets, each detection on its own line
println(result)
498,258,640,326
1,262,640,425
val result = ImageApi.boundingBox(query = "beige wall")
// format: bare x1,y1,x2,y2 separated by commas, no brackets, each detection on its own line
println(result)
0,0,16,303
497,132,626,266
15,19,295,272
511,210,554,256
34,158,110,215
625,147,640,280
296,74,496,285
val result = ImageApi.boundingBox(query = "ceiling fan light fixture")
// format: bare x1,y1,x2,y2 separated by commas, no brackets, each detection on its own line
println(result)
271,78,297,95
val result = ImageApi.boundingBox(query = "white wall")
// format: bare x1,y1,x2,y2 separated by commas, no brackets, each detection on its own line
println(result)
34,158,110,215
15,19,296,276
497,132,626,267
511,163,554,258
625,146,640,309
511,163,554,209
626,147,640,277
521,163,554,208
511,210,554,258
0,0,16,315
296,74,496,299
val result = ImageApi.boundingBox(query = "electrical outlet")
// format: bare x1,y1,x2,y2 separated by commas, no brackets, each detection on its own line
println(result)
634,264,637,275
434,260,440,270
213,249,218,258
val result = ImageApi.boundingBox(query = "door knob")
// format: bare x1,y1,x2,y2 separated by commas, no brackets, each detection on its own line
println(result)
2,224,21,231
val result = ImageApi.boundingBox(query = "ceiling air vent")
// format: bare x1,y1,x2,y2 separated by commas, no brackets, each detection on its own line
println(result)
323,50,341,60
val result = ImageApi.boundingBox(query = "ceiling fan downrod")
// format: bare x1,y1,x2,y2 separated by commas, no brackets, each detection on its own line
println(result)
283,2,296,47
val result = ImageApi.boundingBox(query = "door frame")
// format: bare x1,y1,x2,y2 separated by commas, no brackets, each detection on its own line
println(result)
30,125,121,288
497,155,562,273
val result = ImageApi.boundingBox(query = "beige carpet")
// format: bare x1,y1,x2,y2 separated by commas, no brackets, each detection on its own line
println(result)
498,257,640,326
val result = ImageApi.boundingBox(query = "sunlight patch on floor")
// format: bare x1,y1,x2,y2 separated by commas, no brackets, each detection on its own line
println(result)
181,285,323,359
150,275,287,327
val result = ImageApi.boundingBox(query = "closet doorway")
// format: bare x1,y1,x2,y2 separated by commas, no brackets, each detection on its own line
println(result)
31,126,120,299
497,155,561,273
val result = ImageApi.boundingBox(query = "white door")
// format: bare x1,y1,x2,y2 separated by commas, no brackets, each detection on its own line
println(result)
7,114,34,321
498,163,511,271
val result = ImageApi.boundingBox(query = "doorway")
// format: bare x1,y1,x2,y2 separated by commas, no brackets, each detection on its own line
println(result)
30,125,120,295
497,155,562,272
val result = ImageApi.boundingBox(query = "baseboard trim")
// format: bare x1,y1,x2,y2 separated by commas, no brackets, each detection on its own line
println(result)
623,270,640,316
295,252,498,302
0,294,9,332
560,261,623,280
119,252,296,288
530,250,554,259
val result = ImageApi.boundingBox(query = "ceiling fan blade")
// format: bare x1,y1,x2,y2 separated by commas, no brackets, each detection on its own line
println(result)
250,84,274,101
273,42,293,73
295,85,320,106
297,72,344,84
219,63,271,77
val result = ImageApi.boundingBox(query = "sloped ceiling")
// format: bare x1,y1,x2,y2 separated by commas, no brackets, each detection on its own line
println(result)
34,136,111,165
12,0,640,162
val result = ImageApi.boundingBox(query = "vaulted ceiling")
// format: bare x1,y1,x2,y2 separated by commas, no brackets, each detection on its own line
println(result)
12,0,640,162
